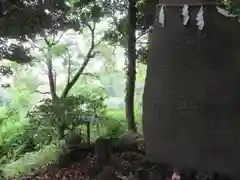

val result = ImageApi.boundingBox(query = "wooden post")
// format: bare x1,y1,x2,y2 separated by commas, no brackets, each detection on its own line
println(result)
86,122,90,144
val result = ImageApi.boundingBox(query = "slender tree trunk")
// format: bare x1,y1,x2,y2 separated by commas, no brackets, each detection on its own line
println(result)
61,51,94,98
61,24,96,98
46,52,65,138
44,38,58,101
125,0,137,132
47,54,58,100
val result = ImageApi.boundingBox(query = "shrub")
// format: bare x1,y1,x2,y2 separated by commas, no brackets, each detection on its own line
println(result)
27,94,107,146
0,88,108,166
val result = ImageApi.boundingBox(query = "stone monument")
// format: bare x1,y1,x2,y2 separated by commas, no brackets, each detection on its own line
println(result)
142,0,240,178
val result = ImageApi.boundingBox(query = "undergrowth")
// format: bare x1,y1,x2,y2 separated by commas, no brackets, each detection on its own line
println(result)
0,108,142,178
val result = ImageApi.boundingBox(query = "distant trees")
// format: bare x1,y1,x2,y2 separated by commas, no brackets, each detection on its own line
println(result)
0,0,157,132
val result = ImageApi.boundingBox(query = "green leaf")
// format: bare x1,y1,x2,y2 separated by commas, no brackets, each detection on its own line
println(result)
51,44,68,57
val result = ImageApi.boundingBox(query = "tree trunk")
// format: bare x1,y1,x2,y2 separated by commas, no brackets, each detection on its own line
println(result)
61,52,93,98
125,0,137,132
46,54,58,100
61,24,96,98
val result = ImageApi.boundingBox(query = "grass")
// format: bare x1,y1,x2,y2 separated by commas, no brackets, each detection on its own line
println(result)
105,108,142,135
106,109,126,120
2,142,64,178
106,108,142,125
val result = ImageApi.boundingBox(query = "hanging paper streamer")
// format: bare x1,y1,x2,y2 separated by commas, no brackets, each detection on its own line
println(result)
182,4,190,25
196,6,204,30
158,6,165,27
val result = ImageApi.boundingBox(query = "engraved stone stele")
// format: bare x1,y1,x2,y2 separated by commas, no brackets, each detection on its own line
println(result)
142,0,240,178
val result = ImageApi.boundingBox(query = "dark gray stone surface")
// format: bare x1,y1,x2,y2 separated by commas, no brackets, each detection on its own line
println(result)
142,4,240,179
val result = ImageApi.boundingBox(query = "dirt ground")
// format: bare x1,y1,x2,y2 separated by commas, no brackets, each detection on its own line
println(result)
16,152,143,180
8,135,233,180
11,136,146,180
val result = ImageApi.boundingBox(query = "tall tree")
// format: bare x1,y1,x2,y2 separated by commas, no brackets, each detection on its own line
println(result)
32,25,98,101
0,0,75,61
125,0,138,132
102,0,155,132
0,0,79,82
24,0,108,101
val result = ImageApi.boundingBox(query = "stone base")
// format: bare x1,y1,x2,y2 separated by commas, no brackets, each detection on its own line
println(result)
136,161,233,180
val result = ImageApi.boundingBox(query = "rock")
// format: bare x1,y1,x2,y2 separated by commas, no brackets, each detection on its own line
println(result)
179,169,197,180
65,132,83,150
95,138,112,164
136,168,151,180
109,154,132,175
151,164,173,180
89,163,105,176
135,162,172,180
121,151,144,162
96,166,116,180
112,134,140,153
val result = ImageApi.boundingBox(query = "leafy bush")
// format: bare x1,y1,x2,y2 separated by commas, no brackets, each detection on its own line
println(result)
103,109,142,137
101,117,126,138
27,94,107,146
0,87,108,167
0,107,30,164
2,143,64,178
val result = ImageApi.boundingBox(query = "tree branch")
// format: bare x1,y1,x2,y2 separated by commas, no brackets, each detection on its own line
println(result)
61,22,97,98
47,56,58,100
82,72,100,79
44,37,53,48
43,35,63,100
67,53,71,84
51,31,66,46
136,28,152,41
35,90,50,95
53,68,57,89
43,50,58,100
31,31,66,51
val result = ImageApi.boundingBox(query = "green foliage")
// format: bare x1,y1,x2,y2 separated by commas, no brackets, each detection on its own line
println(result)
0,108,31,164
221,0,240,16
1,0,240,178
50,43,69,57
0,0,79,62
103,17,128,46
0,125,34,164
0,104,141,177
101,109,142,139
0,0,116,62
0,1,147,177
101,0,152,64
102,118,126,138
0,91,108,167
0,65,13,76
27,93,107,142
2,143,64,178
